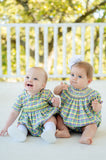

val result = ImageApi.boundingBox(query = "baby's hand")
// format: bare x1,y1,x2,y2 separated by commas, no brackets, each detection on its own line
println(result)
60,82,69,90
54,82,69,95
92,99,102,112
51,97,61,108
0,128,8,136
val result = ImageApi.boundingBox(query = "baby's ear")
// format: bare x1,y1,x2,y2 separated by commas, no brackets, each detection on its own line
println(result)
88,79,92,84
42,83,46,88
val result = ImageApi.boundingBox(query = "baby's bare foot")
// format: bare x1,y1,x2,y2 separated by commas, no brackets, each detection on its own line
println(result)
79,137,92,145
55,129,71,138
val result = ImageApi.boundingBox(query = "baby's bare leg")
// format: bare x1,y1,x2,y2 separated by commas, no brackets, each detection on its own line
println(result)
79,123,97,145
55,115,71,138
45,116,57,125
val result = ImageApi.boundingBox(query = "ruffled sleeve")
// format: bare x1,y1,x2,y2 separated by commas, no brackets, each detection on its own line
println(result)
41,89,54,105
89,90,103,104
12,94,23,112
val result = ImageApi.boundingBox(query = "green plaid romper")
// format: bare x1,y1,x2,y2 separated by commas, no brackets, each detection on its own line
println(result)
12,89,59,136
60,85,102,132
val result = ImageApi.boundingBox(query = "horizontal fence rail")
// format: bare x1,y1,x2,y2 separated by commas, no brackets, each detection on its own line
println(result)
0,23,106,79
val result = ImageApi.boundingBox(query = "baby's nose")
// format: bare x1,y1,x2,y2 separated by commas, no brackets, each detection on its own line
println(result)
28,77,33,81
73,76,77,80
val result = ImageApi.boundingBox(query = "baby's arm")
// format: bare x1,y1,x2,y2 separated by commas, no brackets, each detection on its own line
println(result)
51,97,60,108
54,82,69,95
0,109,19,136
92,99,102,113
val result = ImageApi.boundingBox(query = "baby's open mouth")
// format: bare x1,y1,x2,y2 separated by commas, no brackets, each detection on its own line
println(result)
27,84,33,87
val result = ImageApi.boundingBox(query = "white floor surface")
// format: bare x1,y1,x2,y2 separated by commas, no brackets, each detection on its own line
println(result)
0,80,106,160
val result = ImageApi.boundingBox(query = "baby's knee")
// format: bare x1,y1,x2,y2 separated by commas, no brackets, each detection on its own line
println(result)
46,116,57,125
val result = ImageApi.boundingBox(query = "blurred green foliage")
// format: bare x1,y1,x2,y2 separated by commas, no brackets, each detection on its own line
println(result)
0,0,106,81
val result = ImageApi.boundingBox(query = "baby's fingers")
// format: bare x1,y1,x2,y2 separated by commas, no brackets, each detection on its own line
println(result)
92,99,98,105
61,83,68,90
0,130,4,136
51,98,55,103
93,99,98,103
51,97,58,103
0,129,7,136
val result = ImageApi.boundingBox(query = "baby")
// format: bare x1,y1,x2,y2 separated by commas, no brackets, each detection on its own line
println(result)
0,67,60,143
54,56,103,144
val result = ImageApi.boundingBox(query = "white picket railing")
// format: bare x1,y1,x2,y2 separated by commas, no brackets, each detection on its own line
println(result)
0,23,106,78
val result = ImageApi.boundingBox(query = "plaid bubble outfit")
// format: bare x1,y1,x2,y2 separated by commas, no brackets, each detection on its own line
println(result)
12,89,59,136
60,85,102,132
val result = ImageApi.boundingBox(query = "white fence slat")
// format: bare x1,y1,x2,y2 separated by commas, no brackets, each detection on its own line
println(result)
35,26,39,66
25,26,30,72
16,27,20,75
53,26,58,75
99,26,104,75
62,26,67,75
81,26,85,60
72,26,76,56
44,26,48,72
90,26,94,66
7,27,11,75
0,27,2,76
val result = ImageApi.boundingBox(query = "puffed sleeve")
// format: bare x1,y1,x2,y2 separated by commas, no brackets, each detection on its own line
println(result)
88,89,103,109
96,91,103,104
41,89,54,105
60,89,68,106
12,94,23,112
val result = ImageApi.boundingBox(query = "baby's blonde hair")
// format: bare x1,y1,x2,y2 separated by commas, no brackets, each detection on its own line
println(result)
29,67,48,84
72,61,93,79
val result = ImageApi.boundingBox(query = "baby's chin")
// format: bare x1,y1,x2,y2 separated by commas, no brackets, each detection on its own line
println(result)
26,90,36,96
25,88,41,95
72,84,82,89
25,87,33,92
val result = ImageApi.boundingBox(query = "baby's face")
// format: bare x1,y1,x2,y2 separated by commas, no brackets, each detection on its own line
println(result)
69,66,90,89
24,68,45,95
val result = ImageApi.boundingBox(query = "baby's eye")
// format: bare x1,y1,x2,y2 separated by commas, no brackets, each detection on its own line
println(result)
78,75,82,78
71,73,74,77
34,78,38,80
26,76,29,79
